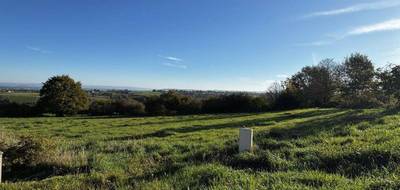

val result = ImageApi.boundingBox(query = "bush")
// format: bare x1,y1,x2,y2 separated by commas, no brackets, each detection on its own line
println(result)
338,94,382,109
273,88,301,110
0,99,38,117
145,91,202,115
113,99,145,116
145,96,168,115
88,100,115,116
202,94,269,113
89,99,145,116
0,134,46,176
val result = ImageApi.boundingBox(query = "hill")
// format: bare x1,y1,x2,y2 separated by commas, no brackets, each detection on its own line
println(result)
1,108,400,189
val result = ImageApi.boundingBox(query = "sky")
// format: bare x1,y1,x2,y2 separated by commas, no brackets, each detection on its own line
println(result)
1,0,400,92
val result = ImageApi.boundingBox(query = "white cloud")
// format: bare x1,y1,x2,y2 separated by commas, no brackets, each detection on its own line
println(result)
158,55,183,62
347,18,400,35
158,55,187,69
162,62,187,69
26,46,52,54
165,56,183,62
304,1,400,18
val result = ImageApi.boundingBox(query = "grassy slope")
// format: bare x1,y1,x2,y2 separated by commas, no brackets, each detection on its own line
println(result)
0,108,400,189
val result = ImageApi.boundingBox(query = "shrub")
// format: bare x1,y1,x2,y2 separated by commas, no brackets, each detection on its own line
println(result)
113,99,145,116
202,94,269,113
88,100,115,116
0,99,38,117
145,91,202,115
0,134,48,180
89,99,145,116
145,96,168,115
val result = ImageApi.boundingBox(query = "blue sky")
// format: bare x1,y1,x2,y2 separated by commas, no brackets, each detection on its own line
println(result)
1,0,400,91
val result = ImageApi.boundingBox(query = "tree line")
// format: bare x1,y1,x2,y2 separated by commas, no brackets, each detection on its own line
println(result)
1,52,400,117
272,53,400,109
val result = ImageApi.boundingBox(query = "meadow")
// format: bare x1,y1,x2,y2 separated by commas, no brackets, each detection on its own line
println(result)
1,108,400,189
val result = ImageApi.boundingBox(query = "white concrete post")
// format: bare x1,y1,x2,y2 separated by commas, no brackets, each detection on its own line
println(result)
239,128,253,152
0,151,2,183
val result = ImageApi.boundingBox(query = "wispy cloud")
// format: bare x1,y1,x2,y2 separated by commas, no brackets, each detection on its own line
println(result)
294,40,333,47
162,62,187,69
159,54,187,69
158,55,183,62
296,18,400,47
347,18,400,35
304,1,400,18
26,45,52,54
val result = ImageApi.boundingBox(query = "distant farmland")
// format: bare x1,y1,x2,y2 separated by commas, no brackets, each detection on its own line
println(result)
0,92,39,104
0,91,162,104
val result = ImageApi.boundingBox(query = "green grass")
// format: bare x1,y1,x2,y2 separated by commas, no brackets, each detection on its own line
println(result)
0,92,39,104
1,108,400,189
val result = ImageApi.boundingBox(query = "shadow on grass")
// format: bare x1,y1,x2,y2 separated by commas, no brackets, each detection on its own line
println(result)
77,112,257,122
172,108,400,177
112,113,266,129
259,108,400,141
105,109,342,142
4,164,90,182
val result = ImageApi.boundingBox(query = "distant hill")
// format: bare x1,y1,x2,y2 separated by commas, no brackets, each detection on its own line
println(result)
0,83,42,90
0,82,150,91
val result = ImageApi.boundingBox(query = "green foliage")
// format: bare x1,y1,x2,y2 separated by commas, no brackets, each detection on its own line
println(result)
275,53,394,108
338,53,378,107
378,65,400,105
289,59,339,107
0,99,38,117
341,53,375,95
38,75,89,116
145,90,202,115
88,100,115,116
202,93,269,113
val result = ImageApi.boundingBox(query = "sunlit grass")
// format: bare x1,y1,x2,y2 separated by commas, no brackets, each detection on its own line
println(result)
1,108,400,189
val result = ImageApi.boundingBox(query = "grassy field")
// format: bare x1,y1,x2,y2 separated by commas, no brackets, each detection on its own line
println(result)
1,108,400,189
0,92,39,104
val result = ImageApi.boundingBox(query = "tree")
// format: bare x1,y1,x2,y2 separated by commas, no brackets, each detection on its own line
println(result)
338,53,380,107
38,75,89,116
341,53,375,96
289,59,339,107
378,64,400,105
